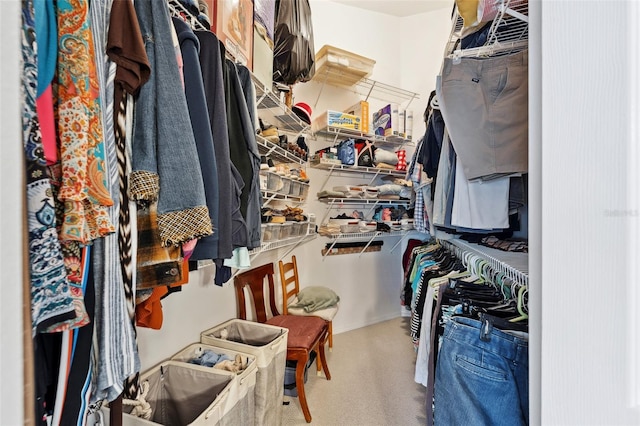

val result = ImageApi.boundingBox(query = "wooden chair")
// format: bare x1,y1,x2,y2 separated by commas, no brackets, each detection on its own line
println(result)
234,263,331,423
278,255,339,353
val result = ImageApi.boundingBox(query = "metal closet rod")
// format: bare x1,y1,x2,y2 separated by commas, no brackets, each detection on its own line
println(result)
439,239,528,288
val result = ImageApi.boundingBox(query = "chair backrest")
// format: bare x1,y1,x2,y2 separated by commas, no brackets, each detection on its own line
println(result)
278,255,301,315
234,263,281,323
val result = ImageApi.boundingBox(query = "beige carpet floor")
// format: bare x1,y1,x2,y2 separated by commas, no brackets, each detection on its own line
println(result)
281,317,427,425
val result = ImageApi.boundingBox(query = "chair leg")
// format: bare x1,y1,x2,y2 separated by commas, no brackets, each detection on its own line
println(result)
317,322,331,375
296,353,312,423
318,329,331,381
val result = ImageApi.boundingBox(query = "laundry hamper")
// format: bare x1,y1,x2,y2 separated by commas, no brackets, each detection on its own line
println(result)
201,319,288,426
171,343,258,426
119,361,235,425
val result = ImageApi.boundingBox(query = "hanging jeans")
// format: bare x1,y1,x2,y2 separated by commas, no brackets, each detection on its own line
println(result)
434,315,528,426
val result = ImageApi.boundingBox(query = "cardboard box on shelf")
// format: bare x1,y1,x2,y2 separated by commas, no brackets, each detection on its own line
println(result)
313,110,362,133
344,101,370,134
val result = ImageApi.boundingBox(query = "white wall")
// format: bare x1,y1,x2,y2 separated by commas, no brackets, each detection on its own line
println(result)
400,6,454,111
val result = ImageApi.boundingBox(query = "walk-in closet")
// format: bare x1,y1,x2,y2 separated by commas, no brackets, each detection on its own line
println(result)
3,0,640,425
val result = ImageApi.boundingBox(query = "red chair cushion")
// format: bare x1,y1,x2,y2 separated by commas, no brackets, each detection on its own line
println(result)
266,315,326,349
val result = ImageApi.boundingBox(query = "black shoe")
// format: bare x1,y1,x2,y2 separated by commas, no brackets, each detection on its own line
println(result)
296,136,309,153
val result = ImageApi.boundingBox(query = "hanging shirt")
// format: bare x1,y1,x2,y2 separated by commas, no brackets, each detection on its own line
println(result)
55,0,115,244
22,0,78,336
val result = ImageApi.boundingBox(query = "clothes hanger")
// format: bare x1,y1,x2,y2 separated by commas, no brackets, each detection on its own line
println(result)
473,258,489,284
494,272,509,299
463,253,479,282
509,286,528,323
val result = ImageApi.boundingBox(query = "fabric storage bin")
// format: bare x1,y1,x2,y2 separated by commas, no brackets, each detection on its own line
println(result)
201,319,288,426
117,361,235,425
171,343,258,426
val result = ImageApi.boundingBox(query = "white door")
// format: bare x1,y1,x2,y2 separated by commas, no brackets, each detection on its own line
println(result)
535,0,640,424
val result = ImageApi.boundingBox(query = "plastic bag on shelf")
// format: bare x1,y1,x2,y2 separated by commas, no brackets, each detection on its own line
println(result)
273,0,316,85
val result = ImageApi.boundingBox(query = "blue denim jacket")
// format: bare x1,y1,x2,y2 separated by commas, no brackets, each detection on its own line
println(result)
132,0,212,246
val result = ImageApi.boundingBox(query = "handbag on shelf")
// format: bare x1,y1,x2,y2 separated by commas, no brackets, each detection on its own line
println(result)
337,138,356,165
354,139,376,167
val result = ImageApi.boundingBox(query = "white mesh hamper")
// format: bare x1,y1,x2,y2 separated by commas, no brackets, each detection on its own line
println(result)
201,319,288,426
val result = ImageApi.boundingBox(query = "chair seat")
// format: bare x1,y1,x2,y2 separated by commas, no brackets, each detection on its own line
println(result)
287,301,339,322
266,315,326,349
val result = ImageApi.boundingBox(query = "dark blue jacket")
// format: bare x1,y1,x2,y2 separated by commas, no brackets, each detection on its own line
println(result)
173,17,221,260
196,30,247,254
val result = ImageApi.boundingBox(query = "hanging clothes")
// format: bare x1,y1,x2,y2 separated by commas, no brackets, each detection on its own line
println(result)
33,0,57,165
58,247,95,425
131,0,212,246
236,64,263,249
194,29,236,261
407,138,431,234
418,94,446,181
223,57,262,250
89,0,149,404
135,202,185,290
22,0,79,335
55,0,115,244
451,163,510,230
434,314,529,425
436,50,529,181
405,240,529,426
172,16,221,260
